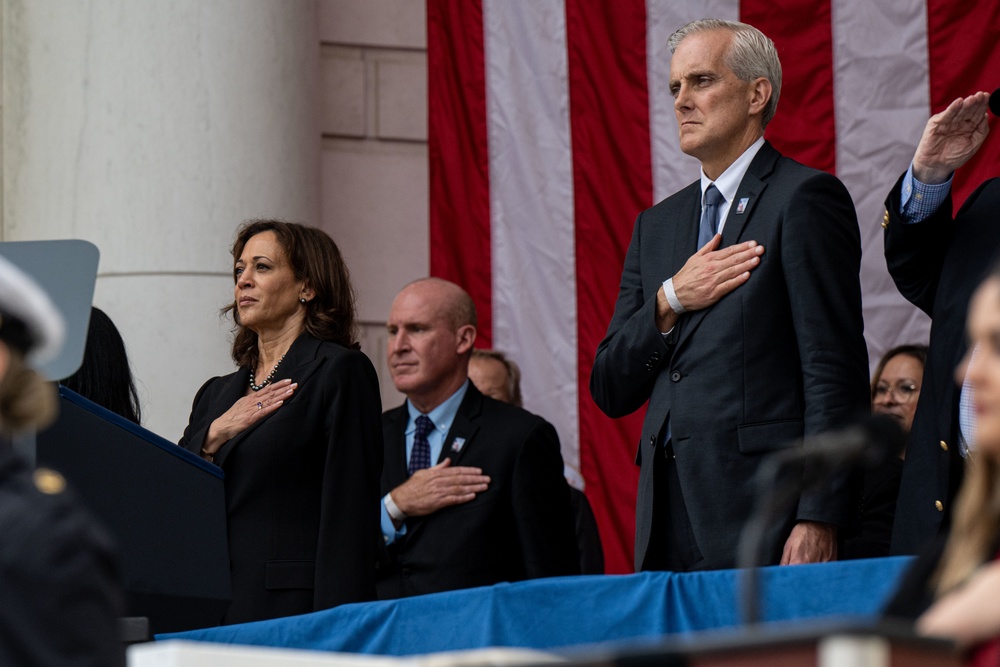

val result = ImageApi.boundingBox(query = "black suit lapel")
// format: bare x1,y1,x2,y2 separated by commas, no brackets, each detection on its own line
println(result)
440,386,483,466
382,404,410,492
720,142,777,247
671,185,703,274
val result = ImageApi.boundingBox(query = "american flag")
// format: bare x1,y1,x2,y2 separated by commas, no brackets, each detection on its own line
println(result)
427,0,1000,574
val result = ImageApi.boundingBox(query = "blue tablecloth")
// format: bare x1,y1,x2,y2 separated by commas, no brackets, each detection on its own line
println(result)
161,557,912,656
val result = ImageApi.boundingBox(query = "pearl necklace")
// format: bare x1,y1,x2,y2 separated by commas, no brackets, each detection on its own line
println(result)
249,354,286,392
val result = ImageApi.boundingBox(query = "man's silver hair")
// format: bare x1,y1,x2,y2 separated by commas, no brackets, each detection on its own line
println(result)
667,18,782,129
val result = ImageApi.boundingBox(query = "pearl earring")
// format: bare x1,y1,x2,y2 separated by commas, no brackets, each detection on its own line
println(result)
299,298,307,304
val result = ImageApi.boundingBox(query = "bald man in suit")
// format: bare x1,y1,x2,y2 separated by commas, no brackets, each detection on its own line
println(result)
376,278,579,598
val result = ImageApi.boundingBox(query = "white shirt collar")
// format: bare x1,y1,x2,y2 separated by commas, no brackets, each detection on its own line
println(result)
700,136,765,204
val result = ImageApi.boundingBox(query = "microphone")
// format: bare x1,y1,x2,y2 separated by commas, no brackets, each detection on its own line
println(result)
772,413,905,475
736,415,905,628
990,88,1000,117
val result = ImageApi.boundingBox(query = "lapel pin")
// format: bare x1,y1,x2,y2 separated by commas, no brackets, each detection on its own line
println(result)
736,197,749,214
451,437,466,453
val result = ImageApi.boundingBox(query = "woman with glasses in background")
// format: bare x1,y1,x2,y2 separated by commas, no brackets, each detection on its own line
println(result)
872,346,929,435
843,344,928,559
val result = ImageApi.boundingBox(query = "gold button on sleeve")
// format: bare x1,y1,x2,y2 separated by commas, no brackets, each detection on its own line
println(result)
935,500,944,512
940,440,949,452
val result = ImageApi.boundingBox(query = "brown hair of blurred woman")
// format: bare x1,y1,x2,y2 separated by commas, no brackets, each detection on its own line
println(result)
224,220,359,369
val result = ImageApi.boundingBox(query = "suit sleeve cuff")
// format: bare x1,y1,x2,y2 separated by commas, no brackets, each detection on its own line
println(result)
900,161,952,223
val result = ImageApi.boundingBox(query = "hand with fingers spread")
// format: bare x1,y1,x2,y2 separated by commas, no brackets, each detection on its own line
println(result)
913,91,991,184
202,378,298,457
656,235,764,330
390,459,490,520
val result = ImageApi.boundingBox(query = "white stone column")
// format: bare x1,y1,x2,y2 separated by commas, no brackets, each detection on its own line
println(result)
2,0,320,439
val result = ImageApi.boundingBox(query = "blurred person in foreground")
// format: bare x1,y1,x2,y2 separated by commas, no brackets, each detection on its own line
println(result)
178,219,383,624
0,254,124,666
469,348,604,574
886,261,1000,663
842,345,927,559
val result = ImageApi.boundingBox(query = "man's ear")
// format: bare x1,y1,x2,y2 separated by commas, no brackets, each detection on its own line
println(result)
455,325,477,355
748,77,772,118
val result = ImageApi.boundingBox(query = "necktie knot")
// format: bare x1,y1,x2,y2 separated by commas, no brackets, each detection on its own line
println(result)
698,184,725,248
414,415,434,439
704,184,724,207
409,415,435,475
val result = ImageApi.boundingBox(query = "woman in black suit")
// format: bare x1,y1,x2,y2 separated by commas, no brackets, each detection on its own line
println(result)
179,220,383,625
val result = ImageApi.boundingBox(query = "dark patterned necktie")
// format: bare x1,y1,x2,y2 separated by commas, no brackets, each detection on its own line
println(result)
408,415,434,475
698,184,725,248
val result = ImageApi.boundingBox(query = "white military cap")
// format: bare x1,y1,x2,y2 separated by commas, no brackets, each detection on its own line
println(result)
0,253,65,364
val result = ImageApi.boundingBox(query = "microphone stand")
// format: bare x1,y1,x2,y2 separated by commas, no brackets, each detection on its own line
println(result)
736,450,805,628
735,417,902,629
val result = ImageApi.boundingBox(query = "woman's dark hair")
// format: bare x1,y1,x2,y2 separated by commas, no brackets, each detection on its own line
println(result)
61,307,142,425
225,219,359,369
870,344,929,401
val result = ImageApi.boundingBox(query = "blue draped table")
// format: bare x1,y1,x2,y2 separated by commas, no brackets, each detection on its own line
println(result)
161,557,912,656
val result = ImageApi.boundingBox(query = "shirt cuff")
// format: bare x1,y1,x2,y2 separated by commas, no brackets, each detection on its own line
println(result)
900,162,952,224
381,494,408,544
662,278,686,316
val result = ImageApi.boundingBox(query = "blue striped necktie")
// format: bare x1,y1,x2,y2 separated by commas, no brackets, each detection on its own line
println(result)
408,415,434,475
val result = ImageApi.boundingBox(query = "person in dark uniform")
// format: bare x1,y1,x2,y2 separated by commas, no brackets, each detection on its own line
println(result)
885,259,1000,663
884,90,995,554
0,254,125,666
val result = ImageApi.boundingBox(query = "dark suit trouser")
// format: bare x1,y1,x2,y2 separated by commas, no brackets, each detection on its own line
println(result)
644,439,705,572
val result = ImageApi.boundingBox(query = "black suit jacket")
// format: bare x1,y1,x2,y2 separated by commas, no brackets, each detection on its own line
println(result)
179,333,383,624
591,141,870,571
885,176,1000,554
376,383,580,599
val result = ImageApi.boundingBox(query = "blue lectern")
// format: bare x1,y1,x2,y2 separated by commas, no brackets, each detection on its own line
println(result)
37,387,231,634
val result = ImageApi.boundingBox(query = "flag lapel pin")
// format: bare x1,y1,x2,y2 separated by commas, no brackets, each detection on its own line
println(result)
451,437,466,452
736,197,749,214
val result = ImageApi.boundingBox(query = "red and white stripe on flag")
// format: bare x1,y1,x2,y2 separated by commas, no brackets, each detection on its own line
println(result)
429,0,1000,574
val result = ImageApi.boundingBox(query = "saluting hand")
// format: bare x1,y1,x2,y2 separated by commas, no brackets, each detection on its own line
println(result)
913,91,991,184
